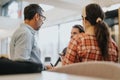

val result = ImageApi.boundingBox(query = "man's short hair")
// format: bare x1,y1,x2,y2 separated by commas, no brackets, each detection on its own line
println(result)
24,4,44,20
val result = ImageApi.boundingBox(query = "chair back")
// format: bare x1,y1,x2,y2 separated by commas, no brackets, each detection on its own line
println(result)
49,61,120,79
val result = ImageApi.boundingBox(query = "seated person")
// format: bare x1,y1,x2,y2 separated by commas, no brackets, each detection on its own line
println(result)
62,3,118,65
0,57,43,74
54,25,84,66
9,4,52,70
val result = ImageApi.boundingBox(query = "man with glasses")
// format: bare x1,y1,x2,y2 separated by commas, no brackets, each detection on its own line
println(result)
10,4,51,70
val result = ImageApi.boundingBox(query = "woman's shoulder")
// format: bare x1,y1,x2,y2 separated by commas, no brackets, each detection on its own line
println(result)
77,33,90,39
72,33,96,42
71,33,87,41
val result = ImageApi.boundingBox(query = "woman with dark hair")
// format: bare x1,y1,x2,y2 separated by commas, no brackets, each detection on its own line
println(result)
54,25,84,66
62,3,118,65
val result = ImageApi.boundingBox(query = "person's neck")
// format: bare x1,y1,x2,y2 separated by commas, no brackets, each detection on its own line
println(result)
85,25,95,35
24,20,35,30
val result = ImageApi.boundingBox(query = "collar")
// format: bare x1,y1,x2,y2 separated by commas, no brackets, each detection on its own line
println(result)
21,23,38,35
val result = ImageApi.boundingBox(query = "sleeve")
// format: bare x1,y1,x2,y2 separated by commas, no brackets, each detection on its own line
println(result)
13,31,33,61
62,47,67,56
62,35,79,65
111,39,119,62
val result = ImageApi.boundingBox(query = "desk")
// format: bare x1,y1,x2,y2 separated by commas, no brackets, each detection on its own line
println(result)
0,71,108,80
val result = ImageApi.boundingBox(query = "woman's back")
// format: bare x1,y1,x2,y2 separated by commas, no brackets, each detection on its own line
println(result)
76,33,118,62
62,33,118,65
62,3,118,65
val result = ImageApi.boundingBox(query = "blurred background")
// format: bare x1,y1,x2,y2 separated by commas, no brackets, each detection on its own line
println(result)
0,0,120,64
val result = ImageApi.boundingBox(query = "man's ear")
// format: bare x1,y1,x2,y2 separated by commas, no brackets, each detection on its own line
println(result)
34,13,39,21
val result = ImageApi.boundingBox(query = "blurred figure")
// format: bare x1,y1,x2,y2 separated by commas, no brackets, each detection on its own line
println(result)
10,4,51,70
54,25,84,66
71,24,84,38
62,25,84,56
62,3,118,65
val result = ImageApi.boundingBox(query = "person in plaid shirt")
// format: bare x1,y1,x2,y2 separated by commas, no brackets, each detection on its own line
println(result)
62,3,118,65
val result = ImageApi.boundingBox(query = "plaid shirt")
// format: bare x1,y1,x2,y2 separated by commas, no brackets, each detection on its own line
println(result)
62,33,118,65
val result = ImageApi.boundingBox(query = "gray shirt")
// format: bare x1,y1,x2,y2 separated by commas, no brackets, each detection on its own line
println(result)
10,23,42,64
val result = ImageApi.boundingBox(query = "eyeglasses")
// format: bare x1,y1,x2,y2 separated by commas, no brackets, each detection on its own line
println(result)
40,15,46,21
38,13,46,21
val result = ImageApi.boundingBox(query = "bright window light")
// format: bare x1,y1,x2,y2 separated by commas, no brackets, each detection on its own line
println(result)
39,4,54,12
0,29,8,37
0,29,7,34
103,3,120,12
8,1,18,18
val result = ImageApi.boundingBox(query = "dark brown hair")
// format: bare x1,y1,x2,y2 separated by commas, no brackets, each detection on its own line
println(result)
85,3,110,60
73,25,84,33
24,4,44,20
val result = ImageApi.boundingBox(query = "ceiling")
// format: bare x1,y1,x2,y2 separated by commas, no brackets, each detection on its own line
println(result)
0,0,120,39
22,0,120,27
